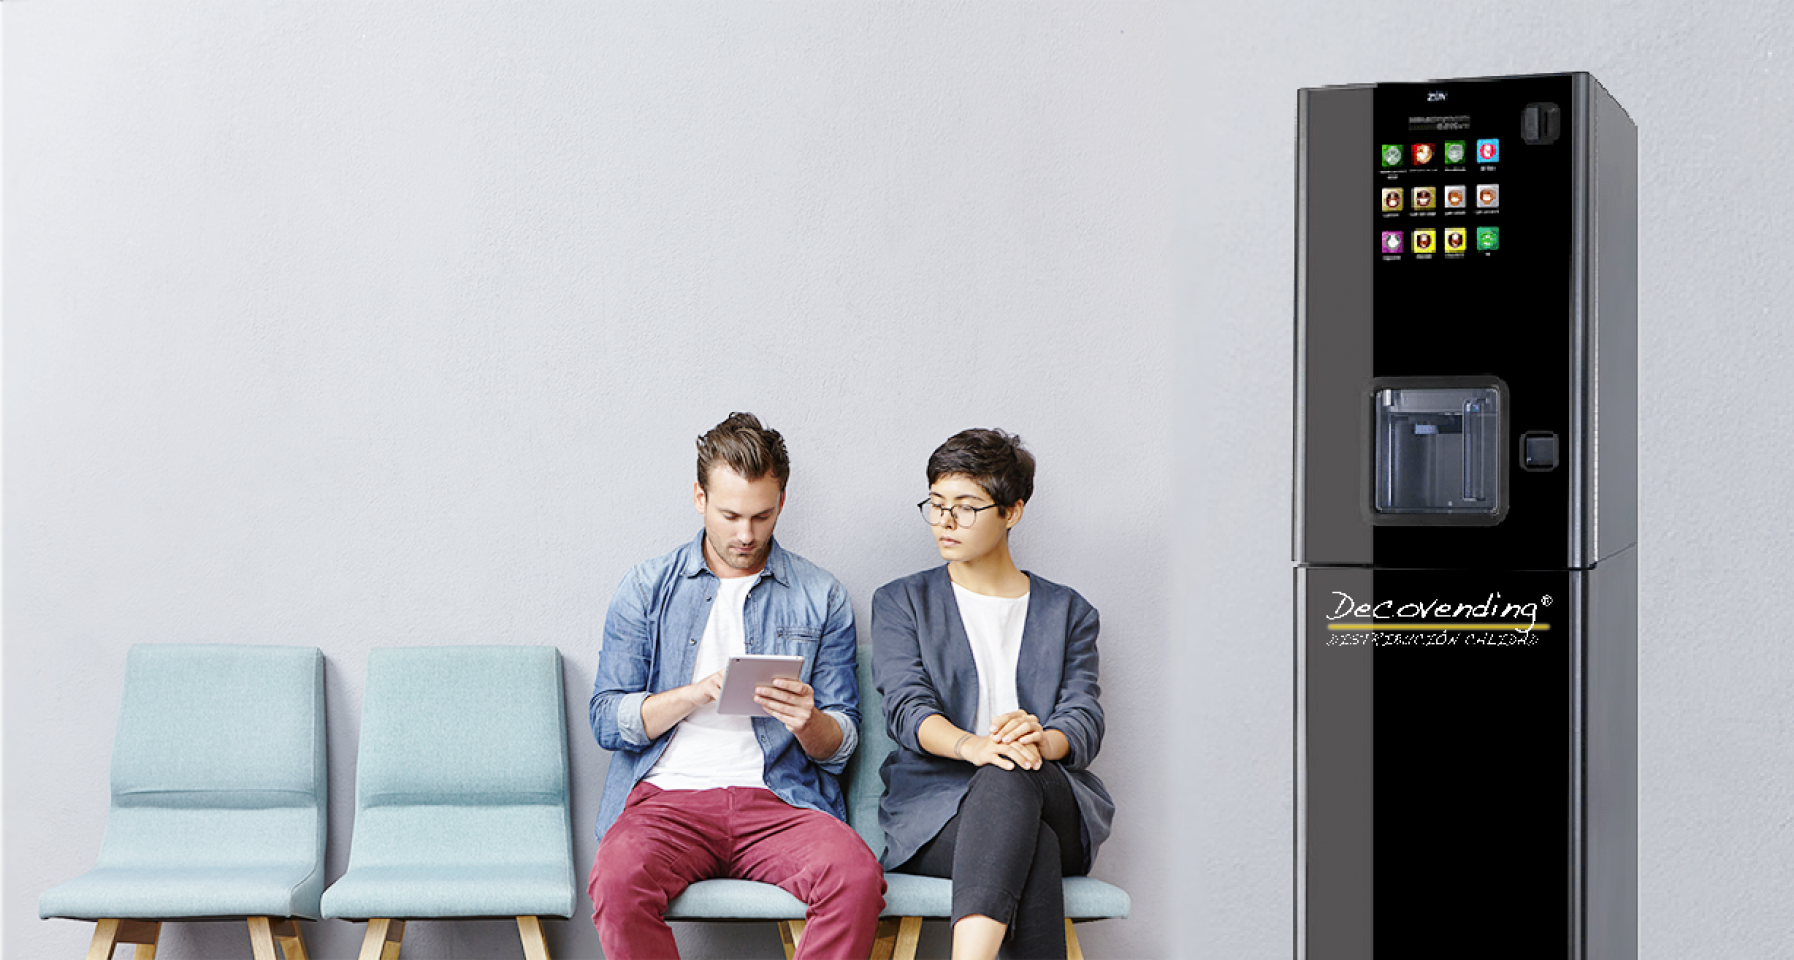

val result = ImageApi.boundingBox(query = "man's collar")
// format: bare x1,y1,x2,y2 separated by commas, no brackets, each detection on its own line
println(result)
678,530,790,586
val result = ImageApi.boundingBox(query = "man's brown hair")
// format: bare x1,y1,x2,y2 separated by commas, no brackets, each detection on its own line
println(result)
696,412,791,491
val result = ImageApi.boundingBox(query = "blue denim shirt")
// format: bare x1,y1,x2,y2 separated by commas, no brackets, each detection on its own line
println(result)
588,531,859,841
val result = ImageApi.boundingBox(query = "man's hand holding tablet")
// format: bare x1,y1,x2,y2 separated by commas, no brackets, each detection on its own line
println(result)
715,655,806,716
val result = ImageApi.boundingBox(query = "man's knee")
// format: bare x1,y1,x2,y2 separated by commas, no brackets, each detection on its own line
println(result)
591,825,674,911
837,836,885,889
802,819,885,903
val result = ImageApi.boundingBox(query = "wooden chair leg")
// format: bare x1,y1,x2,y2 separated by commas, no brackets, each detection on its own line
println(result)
777,918,806,960
891,916,922,960
517,916,552,960
357,919,406,960
870,917,900,960
249,917,281,960
1064,918,1084,960
88,919,160,960
271,919,311,960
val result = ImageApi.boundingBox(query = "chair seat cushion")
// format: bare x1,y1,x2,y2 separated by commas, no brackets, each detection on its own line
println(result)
878,872,952,917
1063,876,1131,920
880,873,1129,921
320,864,574,920
39,864,323,921
664,879,806,920
659,873,1130,923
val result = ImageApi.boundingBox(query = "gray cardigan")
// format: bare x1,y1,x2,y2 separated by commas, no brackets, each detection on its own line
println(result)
870,565,1114,871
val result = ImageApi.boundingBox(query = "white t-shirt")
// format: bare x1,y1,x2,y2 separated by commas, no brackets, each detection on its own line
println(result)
645,574,768,791
952,582,1030,737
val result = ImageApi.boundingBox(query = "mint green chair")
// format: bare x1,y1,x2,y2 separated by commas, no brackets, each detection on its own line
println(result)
662,644,1130,959
39,644,327,960
321,646,574,960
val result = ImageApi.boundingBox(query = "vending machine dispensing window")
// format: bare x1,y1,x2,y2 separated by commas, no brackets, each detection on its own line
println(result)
1370,378,1507,521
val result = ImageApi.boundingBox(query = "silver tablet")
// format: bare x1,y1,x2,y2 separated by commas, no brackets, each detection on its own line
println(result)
716,655,806,716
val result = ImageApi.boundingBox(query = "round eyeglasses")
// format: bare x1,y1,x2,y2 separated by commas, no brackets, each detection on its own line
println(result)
918,500,1001,528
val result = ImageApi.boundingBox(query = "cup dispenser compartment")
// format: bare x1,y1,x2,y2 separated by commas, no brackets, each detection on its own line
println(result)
1371,379,1507,521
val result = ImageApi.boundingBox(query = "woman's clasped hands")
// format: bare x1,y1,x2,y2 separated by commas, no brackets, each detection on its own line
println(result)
958,710,1047,771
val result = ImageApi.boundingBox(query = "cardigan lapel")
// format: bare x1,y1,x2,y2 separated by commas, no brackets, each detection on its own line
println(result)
1013,572,1062,720
927,564,979,730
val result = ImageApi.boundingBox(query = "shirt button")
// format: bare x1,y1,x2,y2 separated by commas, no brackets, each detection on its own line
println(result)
689,638,697,645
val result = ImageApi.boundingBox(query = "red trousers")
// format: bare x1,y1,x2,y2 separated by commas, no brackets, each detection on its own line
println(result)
589,782,885,960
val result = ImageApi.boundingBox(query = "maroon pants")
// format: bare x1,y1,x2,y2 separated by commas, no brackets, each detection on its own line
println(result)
589,782,885,960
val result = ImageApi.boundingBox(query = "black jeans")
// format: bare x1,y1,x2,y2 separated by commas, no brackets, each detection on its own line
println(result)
895,762,1088,959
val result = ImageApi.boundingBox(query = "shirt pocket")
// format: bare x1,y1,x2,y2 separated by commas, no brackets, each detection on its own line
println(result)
769,626,821,683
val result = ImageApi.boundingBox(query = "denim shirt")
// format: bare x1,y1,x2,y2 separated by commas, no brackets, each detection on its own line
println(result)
588,532,859,841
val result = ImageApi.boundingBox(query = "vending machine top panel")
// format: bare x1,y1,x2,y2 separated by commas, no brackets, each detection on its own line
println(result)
1295,73,1636,571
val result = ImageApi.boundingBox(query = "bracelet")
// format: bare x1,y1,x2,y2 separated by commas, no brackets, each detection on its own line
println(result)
953,733,974,761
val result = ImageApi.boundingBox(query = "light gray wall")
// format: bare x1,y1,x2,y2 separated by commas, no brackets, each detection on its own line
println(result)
1172,3,1794,959
9,3,1794,960
4,4,1173,959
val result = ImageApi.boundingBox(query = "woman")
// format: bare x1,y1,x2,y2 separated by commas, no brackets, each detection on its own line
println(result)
872,428,1113,960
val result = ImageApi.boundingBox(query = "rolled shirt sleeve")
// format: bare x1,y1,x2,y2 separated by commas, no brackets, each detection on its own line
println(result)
589,569,657,752
822,709,858,768
1044,600,1104,770
804,580,861,774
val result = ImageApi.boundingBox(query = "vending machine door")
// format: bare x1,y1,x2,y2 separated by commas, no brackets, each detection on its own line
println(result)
1295,75,1583,570
1298,566,1575,958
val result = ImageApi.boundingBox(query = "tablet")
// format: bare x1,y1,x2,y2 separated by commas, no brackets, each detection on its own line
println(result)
716,655,806,716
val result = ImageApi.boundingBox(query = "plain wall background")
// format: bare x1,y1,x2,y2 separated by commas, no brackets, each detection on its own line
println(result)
7,2,1794,959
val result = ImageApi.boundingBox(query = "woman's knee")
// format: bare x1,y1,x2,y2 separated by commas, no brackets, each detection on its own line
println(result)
965,760,1053,804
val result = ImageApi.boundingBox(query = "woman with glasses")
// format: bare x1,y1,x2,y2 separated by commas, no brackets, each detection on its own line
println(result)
871,428,1112,960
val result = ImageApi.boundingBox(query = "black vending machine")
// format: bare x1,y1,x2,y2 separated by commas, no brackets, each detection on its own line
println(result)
1294,74,1636,959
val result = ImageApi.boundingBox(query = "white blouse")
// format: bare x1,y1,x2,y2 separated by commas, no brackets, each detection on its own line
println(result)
951,582,1031,736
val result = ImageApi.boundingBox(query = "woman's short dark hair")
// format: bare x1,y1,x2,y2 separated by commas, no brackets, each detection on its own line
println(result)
926,428,1035,514
697,412,791,491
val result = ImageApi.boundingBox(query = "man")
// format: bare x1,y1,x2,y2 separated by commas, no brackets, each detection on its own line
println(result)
588,412,884,959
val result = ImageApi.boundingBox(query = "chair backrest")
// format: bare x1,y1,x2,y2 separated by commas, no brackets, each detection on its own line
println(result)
101,644,326,873
347,645,571,868
845,643,894,858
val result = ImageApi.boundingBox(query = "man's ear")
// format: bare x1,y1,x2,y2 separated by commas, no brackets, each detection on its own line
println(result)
694,481,707,514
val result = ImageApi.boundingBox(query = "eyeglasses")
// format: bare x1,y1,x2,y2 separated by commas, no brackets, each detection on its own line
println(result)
918,500,1001,528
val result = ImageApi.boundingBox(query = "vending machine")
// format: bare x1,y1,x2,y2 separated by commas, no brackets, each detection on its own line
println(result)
1293,74,1636,959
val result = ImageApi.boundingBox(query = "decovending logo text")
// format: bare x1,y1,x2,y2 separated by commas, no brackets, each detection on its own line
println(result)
1326,591,1549,633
